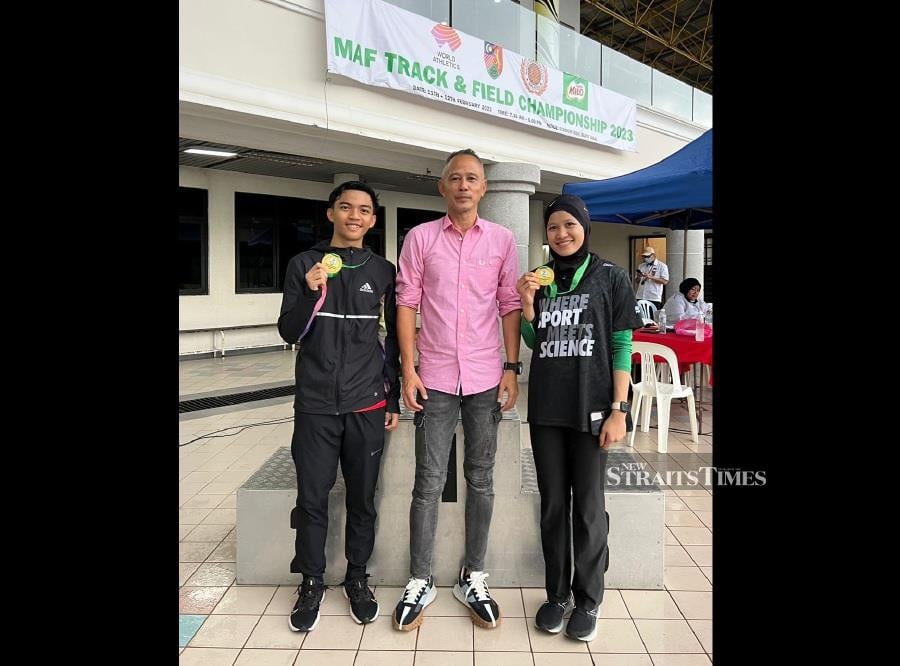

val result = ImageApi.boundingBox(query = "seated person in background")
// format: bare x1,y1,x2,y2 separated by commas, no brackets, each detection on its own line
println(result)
662,278,707,322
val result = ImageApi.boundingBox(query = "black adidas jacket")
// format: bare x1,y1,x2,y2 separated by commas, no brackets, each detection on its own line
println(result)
278,242,400,415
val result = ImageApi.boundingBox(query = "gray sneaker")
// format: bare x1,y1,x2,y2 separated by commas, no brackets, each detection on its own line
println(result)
452,567,501,629
392,576,436,631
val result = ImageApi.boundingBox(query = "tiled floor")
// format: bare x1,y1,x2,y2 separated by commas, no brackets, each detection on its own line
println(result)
180,350,713,665
179,350,298,397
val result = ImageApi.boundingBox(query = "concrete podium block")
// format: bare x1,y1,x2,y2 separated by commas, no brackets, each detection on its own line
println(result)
237,410,664,589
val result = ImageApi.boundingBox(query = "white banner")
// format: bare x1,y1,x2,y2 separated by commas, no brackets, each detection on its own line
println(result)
324,0,637,151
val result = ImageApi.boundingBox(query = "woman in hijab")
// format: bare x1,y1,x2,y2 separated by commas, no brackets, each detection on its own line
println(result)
662,277,707,322
516,194,643,642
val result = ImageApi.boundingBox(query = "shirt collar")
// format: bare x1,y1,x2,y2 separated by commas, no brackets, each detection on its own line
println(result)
441,214,483,231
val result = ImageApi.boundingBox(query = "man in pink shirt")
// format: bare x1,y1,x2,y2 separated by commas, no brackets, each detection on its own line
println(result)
392,149,522,632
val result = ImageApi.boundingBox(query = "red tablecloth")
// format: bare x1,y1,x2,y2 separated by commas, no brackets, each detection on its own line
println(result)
632,329,713,385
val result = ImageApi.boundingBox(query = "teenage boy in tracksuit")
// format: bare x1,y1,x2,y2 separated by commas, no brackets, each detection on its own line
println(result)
278,181,400,632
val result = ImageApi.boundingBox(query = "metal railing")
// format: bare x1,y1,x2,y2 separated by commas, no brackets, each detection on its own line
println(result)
384,0,711,127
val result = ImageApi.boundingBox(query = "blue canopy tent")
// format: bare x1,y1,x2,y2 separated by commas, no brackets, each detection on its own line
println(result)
562,128,712,275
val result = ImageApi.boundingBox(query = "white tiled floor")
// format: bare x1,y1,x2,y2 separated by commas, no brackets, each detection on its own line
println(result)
179,350,713,664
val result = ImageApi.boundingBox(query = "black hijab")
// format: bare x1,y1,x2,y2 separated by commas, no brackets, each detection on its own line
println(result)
544,194,592,287
678,277,702,301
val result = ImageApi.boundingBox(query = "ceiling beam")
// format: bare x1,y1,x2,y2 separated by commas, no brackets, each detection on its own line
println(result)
627,0,708,62
581,0,711,72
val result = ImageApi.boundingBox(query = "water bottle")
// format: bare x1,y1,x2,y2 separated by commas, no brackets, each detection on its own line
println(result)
694,309,704,341
657,309,666,334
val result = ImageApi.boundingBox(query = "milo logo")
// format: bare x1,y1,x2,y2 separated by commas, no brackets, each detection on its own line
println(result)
562,73,588,110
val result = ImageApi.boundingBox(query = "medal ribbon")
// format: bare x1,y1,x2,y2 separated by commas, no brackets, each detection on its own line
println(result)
296,254,374,341
545,255,591,298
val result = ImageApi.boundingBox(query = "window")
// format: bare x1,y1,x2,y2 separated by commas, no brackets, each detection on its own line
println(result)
397,207,443,256
235,192,386,293
179,187,208,295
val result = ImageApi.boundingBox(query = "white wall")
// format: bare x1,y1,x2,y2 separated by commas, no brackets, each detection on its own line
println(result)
589,222,640,270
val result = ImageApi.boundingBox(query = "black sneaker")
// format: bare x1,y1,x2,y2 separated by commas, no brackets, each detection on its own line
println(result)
565,606,599,641
288,575,326,632
392,575,436,631
343,575,379,624
452,567,501,628
534,594,573,633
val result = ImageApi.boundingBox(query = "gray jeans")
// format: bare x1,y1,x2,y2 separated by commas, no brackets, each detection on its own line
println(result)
409,386,502,578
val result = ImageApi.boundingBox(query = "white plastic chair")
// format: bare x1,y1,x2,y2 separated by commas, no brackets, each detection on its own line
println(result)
628,341,699,452
636,299,657,325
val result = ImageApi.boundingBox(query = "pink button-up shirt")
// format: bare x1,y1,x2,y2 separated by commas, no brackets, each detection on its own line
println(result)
396,215,521,395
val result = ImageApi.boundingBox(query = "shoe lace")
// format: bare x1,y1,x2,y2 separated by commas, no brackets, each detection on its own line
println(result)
553,593,573,610
467,570,491,602
297,577,323,609
402,576,429,604
345,576,372,603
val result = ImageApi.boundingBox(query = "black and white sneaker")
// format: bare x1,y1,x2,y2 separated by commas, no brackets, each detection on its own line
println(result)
565,606,599,641
534,594,573,633
452,567,501,628
392,575,436,631
343,576,379,624
288,575,326,632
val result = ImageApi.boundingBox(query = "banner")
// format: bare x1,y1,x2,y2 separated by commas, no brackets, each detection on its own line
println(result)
324,0,637,151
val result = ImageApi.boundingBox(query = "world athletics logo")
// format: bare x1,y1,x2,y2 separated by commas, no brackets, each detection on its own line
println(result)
431,24,462,51
519,59,549,96
483,42,503,79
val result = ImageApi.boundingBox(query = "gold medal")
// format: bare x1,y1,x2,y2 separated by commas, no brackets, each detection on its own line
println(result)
534,266,555,286
321,253,343,276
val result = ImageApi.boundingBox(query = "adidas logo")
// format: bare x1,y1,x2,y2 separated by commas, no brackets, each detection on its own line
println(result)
359,282,374,293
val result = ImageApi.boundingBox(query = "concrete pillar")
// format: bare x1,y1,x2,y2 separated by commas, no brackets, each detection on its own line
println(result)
481,162,541,293
665,229,705,300
332,172,359,185
528,198,546,272
479,162,541,383
522,198,548,385
383,203,398,265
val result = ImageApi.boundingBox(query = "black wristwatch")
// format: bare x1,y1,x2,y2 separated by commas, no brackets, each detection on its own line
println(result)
503,361,523,375
610,401,630,413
